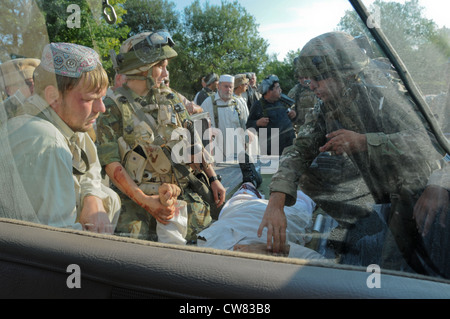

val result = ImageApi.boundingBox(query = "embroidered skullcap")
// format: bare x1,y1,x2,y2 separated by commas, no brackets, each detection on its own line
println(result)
219,74,234,83
41,43,102,78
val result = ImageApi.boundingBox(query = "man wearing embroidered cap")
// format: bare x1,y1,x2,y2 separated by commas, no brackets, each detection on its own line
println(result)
259,32,450,278
6,42,121,233
96,30,226,243
0,58,40,119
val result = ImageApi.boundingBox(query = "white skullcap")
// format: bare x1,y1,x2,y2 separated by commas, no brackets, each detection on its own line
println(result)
219,74,234,83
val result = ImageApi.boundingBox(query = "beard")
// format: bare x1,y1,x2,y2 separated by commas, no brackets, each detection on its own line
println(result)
219,91,233,101
58,100,96,133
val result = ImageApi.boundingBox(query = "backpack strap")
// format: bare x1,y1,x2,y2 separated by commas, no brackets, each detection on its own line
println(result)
114,86,164,146
211,97,239,128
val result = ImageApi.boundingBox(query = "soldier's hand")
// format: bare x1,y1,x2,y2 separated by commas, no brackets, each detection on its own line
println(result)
258,192,287,253
211,180,226,207
413,185,449,237
319,129,367,155
145,195,175,225
159,183,181,207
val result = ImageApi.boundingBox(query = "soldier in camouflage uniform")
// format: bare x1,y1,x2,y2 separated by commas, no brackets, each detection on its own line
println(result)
0,58,40,121
96,30,226,243
258,32,449,277
426,59,450,134
287,59,318,132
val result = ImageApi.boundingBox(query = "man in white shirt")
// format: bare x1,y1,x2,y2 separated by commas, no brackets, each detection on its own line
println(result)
197,182,325,260
6,43,122,233
201,75,261,187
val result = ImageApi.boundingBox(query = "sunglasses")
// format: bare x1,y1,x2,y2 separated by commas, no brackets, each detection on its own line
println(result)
131,30,175,64
133,29,175,52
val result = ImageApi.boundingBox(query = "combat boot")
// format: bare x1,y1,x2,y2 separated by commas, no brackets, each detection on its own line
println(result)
239,162,262,188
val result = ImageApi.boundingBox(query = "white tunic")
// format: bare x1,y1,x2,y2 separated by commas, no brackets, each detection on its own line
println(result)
197,185,325,259
6,96,120,229
201,93,249,162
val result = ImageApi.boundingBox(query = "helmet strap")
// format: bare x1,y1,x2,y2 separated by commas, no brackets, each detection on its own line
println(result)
124,74,146,81
146,70,156,90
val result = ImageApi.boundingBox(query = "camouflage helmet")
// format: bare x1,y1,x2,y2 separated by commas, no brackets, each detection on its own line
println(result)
296,32,369,78
114,30,178,75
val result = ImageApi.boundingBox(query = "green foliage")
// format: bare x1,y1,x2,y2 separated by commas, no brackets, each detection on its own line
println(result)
169,0,269,98
34,0,130,77
337,0,447,94
120,0,180,36
261,49,302,94
0,0,49,60
3,0,447,97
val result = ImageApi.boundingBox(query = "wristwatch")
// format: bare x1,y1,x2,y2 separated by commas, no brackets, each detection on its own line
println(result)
208,175,222,184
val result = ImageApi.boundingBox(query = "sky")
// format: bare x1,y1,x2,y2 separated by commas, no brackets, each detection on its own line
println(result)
173,0,450,61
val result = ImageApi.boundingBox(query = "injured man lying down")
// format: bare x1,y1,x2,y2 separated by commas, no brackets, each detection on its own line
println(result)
197,183,325,260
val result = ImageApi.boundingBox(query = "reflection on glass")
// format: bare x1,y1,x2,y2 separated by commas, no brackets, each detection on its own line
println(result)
0,0,448,282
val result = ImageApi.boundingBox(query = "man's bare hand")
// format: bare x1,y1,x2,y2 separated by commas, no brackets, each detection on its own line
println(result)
257,117,270,127
159,183,181,207
211,180,226,208
257,192,287,253
287,109,296,120
142,195,175,225
414,185,449,237
80,196,113,234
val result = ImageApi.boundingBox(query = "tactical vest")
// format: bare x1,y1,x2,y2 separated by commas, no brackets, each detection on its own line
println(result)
211,97,241,128
106,84,193,195
202,87,215,98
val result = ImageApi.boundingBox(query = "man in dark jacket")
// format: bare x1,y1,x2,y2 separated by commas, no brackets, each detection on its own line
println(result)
246,75,296,156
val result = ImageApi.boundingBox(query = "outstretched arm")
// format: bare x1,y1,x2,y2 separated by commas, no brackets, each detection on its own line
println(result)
105,162,176,224
257,192,288,253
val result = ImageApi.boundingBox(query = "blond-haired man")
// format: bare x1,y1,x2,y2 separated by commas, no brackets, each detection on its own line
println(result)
7,43,121,232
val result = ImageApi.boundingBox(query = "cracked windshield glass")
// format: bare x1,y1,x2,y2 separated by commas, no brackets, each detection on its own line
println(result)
1,0,449,280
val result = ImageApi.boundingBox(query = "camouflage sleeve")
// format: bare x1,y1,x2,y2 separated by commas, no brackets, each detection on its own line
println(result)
364,89,444,192
96,96,123,167
427,163,450,191
287,85,297,99
269,106,326,206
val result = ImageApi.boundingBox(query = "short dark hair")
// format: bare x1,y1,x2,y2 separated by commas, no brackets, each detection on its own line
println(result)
268,81,279,92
